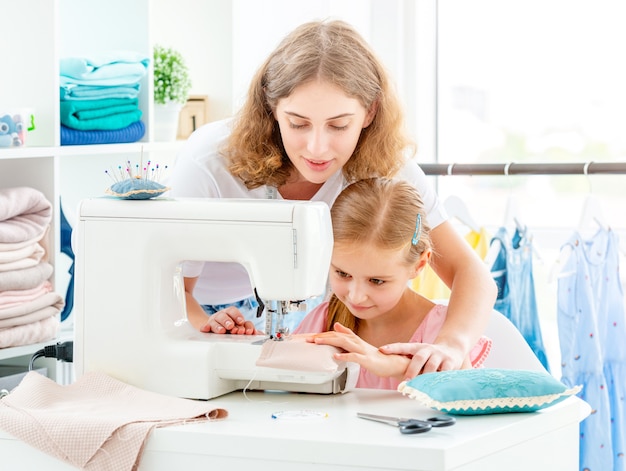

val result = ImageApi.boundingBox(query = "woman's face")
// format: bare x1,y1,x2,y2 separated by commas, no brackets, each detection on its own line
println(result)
329,242,415,321
274,80,375,185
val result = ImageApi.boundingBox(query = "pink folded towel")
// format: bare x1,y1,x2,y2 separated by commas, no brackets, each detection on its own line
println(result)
0,291,64,328
0,281,52,309
0,242,44,264
0,187,52,244
0,371,228,471
0,244,45,272
0,262,53,292
0,234,45,252
0,315,59,348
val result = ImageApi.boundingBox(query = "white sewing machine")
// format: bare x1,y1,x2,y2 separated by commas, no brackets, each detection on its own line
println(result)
73,197,347,400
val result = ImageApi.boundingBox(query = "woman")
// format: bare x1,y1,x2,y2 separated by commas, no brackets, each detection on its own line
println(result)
168,19,497,376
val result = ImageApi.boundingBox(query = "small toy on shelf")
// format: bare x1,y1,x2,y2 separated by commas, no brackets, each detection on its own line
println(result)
0,114,25,147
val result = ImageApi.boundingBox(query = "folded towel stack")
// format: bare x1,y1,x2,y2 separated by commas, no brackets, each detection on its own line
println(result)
60,51,149,145
0,187,63,348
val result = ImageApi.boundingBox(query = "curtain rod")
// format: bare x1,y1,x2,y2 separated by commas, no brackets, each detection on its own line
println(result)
420,161,626,176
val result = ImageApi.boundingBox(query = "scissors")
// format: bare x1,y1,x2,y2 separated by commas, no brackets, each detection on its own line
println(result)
357,412,456,434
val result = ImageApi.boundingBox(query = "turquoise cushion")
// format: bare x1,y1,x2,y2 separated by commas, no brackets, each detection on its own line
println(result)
105,179,169,200
398,368,581,415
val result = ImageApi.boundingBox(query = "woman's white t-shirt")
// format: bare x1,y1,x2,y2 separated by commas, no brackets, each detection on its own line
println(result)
167,119,447,305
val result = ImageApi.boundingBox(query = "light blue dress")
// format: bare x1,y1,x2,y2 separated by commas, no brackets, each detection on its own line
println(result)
489,226,550,371
557,228,625,471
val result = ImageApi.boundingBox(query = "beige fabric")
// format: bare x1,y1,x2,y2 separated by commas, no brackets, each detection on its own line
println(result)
256,336,344,373
0,371,228,470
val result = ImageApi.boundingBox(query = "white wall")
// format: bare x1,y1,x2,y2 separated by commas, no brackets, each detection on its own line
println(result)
150,0,233,121
150,0,407,122
230,0,371,110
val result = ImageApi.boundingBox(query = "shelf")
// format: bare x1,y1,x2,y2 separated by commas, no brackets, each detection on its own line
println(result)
0,140,186,160
0,0,176,382
0,330,73,363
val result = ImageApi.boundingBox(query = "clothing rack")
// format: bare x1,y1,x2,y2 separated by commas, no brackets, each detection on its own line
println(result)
420,161,626,176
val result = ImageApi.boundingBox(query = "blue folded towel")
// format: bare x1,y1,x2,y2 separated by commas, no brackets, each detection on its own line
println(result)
60,98,142,131
60,121,145,146
60,51,149,87
60,84,140,101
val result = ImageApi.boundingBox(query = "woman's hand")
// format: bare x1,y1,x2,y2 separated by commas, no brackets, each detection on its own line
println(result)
306,323,409,380
378,342,469,379
184,276,258,335
200,306,258,335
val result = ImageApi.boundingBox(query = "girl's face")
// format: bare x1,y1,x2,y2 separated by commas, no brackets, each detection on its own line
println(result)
329,242,420,321
274,80,375,185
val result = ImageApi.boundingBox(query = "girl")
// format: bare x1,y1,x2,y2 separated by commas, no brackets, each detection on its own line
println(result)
294,178,491,388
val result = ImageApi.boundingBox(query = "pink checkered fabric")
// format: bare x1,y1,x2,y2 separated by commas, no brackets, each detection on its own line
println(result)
0,371,227,470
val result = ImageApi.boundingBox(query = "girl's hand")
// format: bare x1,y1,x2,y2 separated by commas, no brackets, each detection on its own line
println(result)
306,323,409,379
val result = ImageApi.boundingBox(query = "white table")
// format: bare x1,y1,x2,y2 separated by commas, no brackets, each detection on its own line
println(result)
0,388,590,471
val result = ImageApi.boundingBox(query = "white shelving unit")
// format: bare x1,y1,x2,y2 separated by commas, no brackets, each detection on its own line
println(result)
0,0,182,382
0,0,372,384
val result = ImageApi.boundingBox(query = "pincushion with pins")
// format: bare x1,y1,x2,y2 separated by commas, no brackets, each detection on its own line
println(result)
105,160,170,200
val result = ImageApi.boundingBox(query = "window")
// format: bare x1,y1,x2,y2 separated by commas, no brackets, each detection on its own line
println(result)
429,0,626,229
415,0,626,373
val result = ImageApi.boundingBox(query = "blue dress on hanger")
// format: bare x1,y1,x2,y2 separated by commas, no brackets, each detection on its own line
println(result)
557,228,625,471
489,226,550,371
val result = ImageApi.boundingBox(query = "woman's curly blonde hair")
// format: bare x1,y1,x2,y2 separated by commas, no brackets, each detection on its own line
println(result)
225,19,415,189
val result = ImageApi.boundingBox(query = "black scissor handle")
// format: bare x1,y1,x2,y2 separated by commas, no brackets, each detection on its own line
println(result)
398,420,433,434
425,416,456,427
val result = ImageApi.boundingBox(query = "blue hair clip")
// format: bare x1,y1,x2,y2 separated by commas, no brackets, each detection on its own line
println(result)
412,213,422,246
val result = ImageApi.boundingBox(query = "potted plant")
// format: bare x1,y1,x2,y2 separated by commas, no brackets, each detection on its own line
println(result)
152,45,192,140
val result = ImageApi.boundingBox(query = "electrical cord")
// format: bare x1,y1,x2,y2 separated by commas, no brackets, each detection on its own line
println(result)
28,341,74,371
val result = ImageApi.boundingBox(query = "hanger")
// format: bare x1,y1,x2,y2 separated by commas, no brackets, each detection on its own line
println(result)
502,195,526,234
444,195,481,233
549,162,610,283
577,162,610,234
549,197,610,283
442,164,481,234
577,194,609,233
485,196,541,269
485,162,543,269
484,163,516,269
549,243,575,284
501,163,526,233
486,163,525,267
